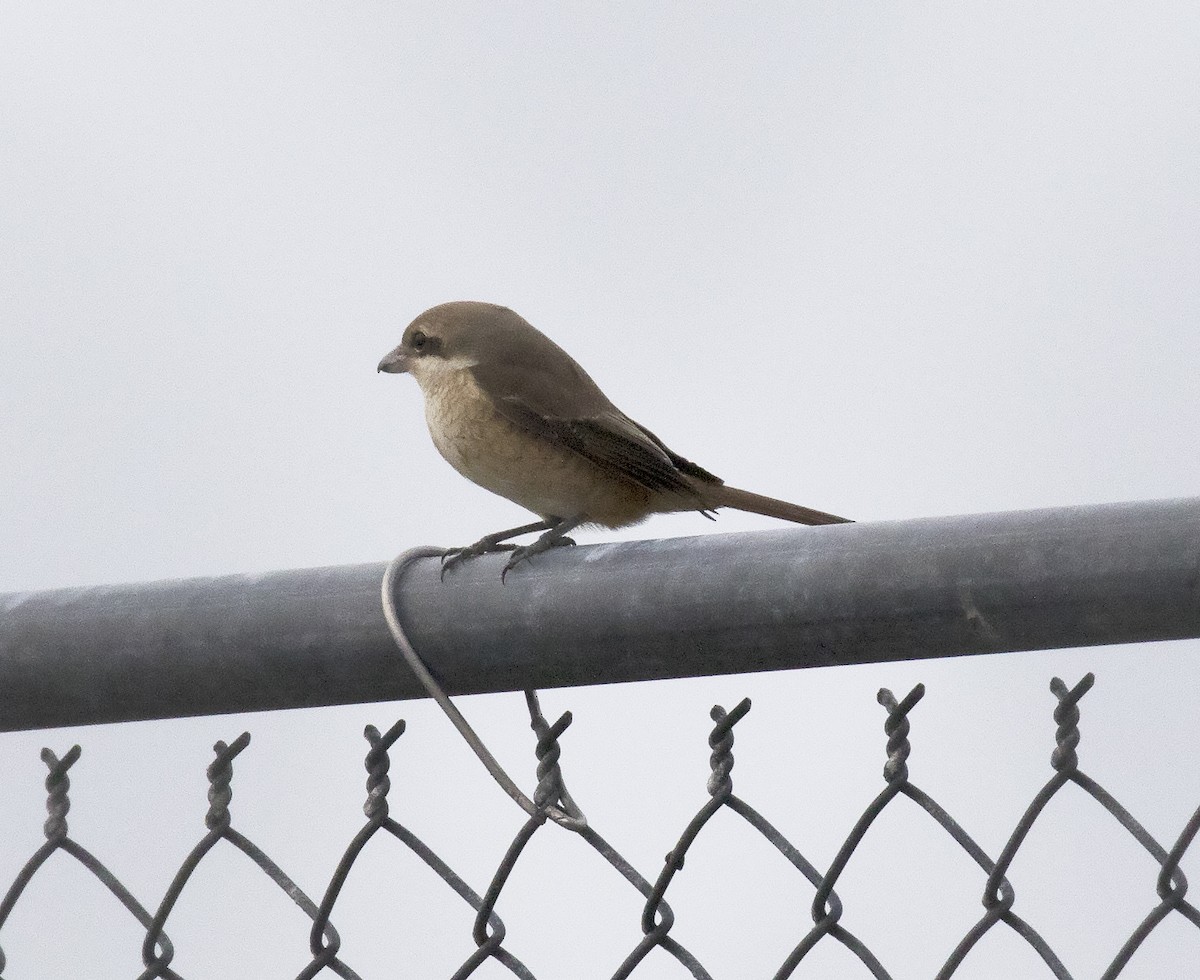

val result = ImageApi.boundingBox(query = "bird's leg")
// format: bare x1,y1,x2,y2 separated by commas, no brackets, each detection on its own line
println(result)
501,515,586,582
440,519,556,580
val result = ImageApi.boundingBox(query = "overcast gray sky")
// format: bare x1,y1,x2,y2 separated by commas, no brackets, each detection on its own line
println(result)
2,2,1199,977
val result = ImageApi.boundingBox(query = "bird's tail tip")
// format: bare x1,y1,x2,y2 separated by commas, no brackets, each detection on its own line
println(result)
710,485,852,526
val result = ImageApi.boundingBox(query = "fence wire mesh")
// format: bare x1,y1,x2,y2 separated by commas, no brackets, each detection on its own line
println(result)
2,672,1197,979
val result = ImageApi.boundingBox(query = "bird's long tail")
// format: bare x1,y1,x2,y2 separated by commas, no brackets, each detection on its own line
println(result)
707,485,852,526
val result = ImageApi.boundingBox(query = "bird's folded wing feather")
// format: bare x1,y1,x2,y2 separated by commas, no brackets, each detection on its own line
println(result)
470,357,718,498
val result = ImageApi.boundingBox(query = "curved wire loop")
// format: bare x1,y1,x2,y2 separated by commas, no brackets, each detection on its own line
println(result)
380,548,586,831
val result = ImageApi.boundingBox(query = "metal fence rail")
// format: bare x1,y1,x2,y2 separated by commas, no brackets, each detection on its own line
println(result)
2,497,1199,731
1,675,1196,979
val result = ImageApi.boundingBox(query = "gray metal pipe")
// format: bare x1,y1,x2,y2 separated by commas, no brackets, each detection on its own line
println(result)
1,497,1198,732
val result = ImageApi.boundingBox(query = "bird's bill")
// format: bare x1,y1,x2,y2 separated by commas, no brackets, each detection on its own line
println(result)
377,346,410,374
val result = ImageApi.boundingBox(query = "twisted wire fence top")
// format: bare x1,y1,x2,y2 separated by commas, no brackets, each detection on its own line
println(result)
1,668,1197,978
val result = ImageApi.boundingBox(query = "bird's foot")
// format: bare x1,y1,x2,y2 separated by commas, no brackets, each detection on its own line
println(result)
440,537,518,581
500,536,576,583
438,520,563,580
439,517,582,582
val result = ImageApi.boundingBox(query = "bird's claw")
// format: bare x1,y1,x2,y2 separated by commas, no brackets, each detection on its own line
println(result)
439,541,517,581
498,535,577,583
500,548,529,583
440,531,577,583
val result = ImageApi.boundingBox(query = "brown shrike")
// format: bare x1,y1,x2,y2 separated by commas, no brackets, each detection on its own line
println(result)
378,301,850,579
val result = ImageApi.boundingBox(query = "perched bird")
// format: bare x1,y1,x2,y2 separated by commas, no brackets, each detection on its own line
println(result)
378,301,850,579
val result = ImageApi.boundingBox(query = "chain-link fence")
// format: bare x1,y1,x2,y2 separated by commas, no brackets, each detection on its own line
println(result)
3,671,1196,979
3,503,1199,976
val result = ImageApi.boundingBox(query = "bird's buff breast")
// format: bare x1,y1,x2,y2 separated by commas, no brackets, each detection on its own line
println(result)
416,367,649,525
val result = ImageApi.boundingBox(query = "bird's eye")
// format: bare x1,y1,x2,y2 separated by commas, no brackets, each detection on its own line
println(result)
410,330,428,351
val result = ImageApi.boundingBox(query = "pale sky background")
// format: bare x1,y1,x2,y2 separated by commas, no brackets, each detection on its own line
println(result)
2,2,1199,978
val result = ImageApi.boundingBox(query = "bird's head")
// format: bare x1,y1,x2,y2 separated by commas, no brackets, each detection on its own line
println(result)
377,300,525,385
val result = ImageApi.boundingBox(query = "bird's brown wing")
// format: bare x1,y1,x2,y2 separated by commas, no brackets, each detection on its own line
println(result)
470,356,719,498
